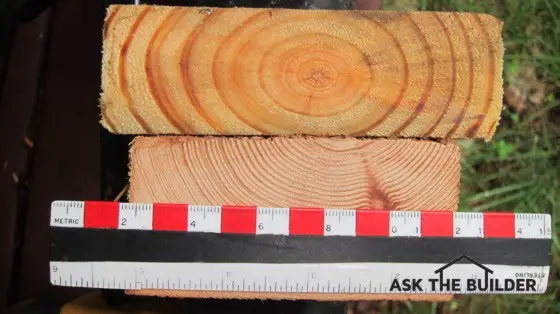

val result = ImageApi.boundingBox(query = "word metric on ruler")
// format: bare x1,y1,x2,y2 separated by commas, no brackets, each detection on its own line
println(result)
389,211,420,237
50,201,85,228
324,209,356,236
514,213,552,239
453,212,484,238
188,205,221,233
256,207,289,235
118,203,153,230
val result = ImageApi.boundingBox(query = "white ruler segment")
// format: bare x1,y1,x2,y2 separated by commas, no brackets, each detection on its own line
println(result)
453,213,484,238
118,203,153,230
389,211,421,237
50,261,550,294
324,209,356,236
50,201,85,228
256,207,290,235
514,213,552,239
188,205,222,233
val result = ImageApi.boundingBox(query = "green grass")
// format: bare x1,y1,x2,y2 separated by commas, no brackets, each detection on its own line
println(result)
452,1,560,312
375,0,560,313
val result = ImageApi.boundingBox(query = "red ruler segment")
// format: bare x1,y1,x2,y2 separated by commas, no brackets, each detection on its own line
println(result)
49,200,552,239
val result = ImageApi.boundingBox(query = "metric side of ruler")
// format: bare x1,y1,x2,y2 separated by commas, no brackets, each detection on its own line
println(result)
49,261,550,294
49,201,552,239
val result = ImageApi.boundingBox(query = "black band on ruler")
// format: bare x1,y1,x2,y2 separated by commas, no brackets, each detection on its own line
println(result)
50,228,551,266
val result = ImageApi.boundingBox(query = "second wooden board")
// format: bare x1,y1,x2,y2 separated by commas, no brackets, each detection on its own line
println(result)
129,136,460,211
101,5,503,139
127,136,460,301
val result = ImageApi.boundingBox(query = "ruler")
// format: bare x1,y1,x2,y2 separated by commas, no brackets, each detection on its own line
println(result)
50,201,552,294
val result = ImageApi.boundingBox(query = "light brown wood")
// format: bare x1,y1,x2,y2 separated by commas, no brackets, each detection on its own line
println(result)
129,136,460,210
127,136,459,300
128,289,453,302
101,5,503,139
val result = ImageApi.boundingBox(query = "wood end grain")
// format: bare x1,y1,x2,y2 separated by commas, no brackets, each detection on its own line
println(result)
101,5,504,139
129,136,460,211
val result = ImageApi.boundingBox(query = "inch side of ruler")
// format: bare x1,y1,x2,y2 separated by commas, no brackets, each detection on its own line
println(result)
49,261,550,294
49,200,553,239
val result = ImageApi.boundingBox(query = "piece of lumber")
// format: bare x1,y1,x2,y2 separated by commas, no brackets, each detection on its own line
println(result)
101,5,503,139
129,136,460,210
128,289,453,302
127,136,460,301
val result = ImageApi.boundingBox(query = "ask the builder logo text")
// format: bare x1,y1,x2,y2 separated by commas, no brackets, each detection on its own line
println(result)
389,255,542,293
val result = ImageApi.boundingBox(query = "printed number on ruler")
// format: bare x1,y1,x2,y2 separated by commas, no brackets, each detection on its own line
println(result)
256,207,289,235
515,214,552,239
453,213,484,238
324,209,356,236
389,212,420,237
118,203,153,230
188,205,221,233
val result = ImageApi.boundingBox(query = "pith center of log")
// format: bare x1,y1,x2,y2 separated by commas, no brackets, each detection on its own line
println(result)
301,61,336,90
264,34,373,117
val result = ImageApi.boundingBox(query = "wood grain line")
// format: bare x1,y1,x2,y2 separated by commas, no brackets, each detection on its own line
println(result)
145,8,192,133
353,12,409,136
445,13,474,138
100,6,121,133
423,13,457,137
392,13,434,136
118,7,152,133
214,10,272,133
467,14,496,138
103,6,120,40
485,119,498,138
180,10,223,133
